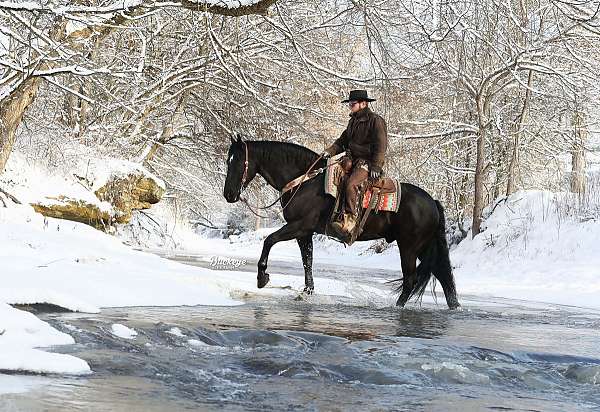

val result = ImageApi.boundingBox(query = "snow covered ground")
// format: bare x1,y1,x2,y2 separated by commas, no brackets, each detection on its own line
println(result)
1,150,600,382
453,190,600,310
158,226,401,270
0,302,90,376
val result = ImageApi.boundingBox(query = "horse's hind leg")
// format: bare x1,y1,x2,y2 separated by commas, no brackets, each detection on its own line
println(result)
396,244,417,308
297,235,314,294
431,248,460,309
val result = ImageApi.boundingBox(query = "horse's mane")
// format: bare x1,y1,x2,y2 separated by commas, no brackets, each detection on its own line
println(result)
249,140,320,168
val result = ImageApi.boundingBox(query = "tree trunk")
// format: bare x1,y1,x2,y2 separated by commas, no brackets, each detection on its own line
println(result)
63,82,79,129
570,109,586,195
78,36,101,142
472,95,490,238
458,152,470,213
140,91,189,165
506,70,533,196
0,78,42,172
472,128,486,237
0,18,68,172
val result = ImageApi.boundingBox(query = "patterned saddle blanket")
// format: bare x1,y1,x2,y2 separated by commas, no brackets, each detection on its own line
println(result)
324,154,402,213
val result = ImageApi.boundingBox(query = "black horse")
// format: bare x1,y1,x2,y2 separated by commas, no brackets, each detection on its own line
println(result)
223,136,460,309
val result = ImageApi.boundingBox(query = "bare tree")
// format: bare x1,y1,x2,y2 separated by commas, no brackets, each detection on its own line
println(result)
358,0,600,236
0,0,279,172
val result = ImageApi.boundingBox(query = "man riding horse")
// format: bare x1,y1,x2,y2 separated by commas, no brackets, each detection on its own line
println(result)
322,89,388,239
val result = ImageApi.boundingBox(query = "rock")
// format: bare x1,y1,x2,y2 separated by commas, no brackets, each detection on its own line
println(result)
94,172,165,224
31,196,112,228
3,153,165,229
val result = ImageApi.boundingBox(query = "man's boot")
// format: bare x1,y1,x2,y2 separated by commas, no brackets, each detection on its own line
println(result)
331,213,358,241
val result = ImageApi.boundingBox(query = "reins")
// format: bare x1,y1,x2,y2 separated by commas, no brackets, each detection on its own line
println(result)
273,153,325,211
238,142,339,216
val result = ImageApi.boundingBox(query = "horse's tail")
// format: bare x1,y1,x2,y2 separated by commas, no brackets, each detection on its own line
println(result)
393,200,459,308
429,201,459,308
407,237,437,304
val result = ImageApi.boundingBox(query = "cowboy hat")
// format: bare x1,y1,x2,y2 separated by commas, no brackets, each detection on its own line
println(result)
341,89,376,103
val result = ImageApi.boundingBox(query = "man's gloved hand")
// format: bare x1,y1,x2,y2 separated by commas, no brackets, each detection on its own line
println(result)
370,168,381,180
321,151,331,159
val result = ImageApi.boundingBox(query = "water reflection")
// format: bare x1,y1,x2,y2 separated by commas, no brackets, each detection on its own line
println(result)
393,308,449,339
251,306,269,330
246,302,449,341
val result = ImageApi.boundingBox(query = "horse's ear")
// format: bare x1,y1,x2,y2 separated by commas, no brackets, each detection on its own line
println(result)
236,134,243,143
230,135,236,145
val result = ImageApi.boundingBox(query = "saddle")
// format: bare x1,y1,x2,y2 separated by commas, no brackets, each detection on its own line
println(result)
324,153,402,244
325,154,401,211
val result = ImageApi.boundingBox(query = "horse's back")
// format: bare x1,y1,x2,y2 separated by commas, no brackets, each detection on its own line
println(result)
400,182,436,201
394,182,441,234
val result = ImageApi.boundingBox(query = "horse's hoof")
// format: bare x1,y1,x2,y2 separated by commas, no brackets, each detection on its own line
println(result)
257,273,270,288
293,294,305,301
303,286,314,295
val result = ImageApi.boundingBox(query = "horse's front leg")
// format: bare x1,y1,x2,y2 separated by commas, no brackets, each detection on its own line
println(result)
257,221,310,288
297,235,314,294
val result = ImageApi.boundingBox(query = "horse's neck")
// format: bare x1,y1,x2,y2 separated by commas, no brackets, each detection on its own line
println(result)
251,143,316,191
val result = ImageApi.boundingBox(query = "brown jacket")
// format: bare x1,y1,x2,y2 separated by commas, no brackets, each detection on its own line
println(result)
325,107,388,173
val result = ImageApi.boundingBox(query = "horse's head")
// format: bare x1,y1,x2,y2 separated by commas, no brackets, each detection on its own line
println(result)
223,135,256,203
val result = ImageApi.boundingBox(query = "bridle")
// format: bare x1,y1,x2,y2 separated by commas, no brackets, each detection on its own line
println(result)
238,140,250,198
234,141,339,217
237,141,269,218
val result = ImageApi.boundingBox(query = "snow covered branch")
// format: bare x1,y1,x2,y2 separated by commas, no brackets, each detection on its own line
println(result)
0,0,279,17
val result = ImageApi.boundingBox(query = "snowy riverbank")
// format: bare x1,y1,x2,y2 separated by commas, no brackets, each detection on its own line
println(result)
453,190,600,310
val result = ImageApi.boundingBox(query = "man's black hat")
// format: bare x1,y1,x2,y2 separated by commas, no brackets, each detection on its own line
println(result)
341,89,376,103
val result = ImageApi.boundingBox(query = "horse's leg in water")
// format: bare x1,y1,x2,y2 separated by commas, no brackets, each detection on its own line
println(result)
431,248,460,309
257,220,312,288
437,271,460,310
297,235,314,294
396,243,418,307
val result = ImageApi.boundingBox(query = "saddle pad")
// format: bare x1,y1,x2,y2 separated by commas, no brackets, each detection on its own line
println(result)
362,186,401,212
324,154,345,198
324,155,402,213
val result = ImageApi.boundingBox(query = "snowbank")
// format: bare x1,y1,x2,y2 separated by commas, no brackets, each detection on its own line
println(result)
0,302,90,375
453,190,600,309
0,203,242,312
0,152,112,214
0,152,165,224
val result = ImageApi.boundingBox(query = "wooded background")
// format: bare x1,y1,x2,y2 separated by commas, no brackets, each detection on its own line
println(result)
1,0,598,239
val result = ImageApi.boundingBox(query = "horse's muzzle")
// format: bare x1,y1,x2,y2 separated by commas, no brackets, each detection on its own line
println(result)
223,190,240,203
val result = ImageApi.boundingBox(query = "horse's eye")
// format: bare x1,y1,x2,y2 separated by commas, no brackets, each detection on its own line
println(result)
228,154,234,164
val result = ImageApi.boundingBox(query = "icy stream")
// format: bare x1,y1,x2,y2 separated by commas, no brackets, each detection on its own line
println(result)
2,257,599,411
